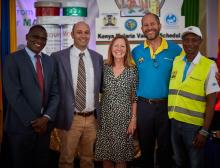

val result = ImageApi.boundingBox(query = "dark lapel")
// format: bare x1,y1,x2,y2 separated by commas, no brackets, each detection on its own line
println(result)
88,49,98,90
22,49,39,84
60,47,74,92
41,53,48,94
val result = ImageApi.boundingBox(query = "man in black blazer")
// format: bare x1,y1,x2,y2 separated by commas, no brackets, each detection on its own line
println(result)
52,21,103,168
3,25,59,168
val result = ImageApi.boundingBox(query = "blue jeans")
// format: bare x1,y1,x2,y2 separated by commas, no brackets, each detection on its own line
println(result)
171,119,204,168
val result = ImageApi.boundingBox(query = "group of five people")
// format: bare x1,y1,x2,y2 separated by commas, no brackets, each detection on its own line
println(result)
3,12,220,168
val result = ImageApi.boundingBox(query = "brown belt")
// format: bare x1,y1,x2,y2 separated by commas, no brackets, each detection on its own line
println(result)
74,111,94,117
138,97,167,104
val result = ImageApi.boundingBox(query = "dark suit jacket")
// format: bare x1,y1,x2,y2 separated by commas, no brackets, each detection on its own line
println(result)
3,49,59,134
51,46,103,130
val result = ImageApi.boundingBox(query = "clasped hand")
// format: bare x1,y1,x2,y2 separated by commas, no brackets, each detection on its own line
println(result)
31,116,49,134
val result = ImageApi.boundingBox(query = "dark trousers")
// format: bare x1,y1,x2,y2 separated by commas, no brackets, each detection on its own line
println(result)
137,100,172,168
6,132,50,168
204,111,220,168
204,139,220,168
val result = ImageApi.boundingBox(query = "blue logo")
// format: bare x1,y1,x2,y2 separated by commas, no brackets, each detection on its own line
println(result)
125,19,137,31
165,14,177,25
212,82,217,86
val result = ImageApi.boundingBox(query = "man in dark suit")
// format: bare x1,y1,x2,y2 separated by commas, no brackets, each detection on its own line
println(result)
52,21,103,168
3,25,59,168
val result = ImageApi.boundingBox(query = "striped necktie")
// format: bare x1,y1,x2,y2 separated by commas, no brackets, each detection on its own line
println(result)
75,52,86,111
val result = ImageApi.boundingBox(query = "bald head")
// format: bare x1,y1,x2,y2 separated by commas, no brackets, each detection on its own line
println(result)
141,13,160,26
71,21,90,51
141,13,161,41
72,21,90,33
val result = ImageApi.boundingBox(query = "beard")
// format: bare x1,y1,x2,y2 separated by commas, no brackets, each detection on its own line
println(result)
144,29,160,40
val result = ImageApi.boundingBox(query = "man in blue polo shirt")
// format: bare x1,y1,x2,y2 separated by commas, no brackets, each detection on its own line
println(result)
132,13,182,167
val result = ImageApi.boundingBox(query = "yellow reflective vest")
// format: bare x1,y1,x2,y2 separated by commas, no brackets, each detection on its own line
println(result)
168,55,213,126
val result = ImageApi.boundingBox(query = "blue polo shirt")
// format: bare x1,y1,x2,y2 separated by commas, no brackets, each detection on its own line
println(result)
132,38,182,99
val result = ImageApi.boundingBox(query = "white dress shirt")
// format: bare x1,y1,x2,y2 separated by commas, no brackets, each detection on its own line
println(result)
70,46,95,112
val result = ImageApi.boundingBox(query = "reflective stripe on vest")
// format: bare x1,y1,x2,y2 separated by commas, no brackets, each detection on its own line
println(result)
169,89,206,102
168,55,213,126
168,106,204,118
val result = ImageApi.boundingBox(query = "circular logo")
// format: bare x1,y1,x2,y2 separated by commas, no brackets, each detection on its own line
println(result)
125,19,137,31
165,13,177,25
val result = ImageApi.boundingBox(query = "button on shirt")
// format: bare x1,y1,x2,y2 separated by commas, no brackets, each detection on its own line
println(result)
70,46,95,112
183,52,220,95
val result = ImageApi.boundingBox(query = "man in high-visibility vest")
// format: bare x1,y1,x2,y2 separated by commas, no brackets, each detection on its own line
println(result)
168,26,220,168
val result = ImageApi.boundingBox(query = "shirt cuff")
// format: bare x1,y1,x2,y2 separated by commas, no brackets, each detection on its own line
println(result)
43,114,51,121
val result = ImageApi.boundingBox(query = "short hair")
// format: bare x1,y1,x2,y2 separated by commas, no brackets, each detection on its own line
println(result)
28,24,47,34
105,34,133,67
141,12,160,26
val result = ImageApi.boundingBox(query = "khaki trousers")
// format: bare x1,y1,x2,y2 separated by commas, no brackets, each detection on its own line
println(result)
59,115,97,168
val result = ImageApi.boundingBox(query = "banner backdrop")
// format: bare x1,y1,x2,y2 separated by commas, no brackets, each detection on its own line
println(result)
16,0,36,50
16,0,98,54
96,0,185,58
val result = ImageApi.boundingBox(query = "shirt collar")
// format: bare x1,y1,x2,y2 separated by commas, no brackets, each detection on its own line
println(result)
183,52,201,65
144,37,168,58
25,47,42,58
72,45,88,57
144,37,168,50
